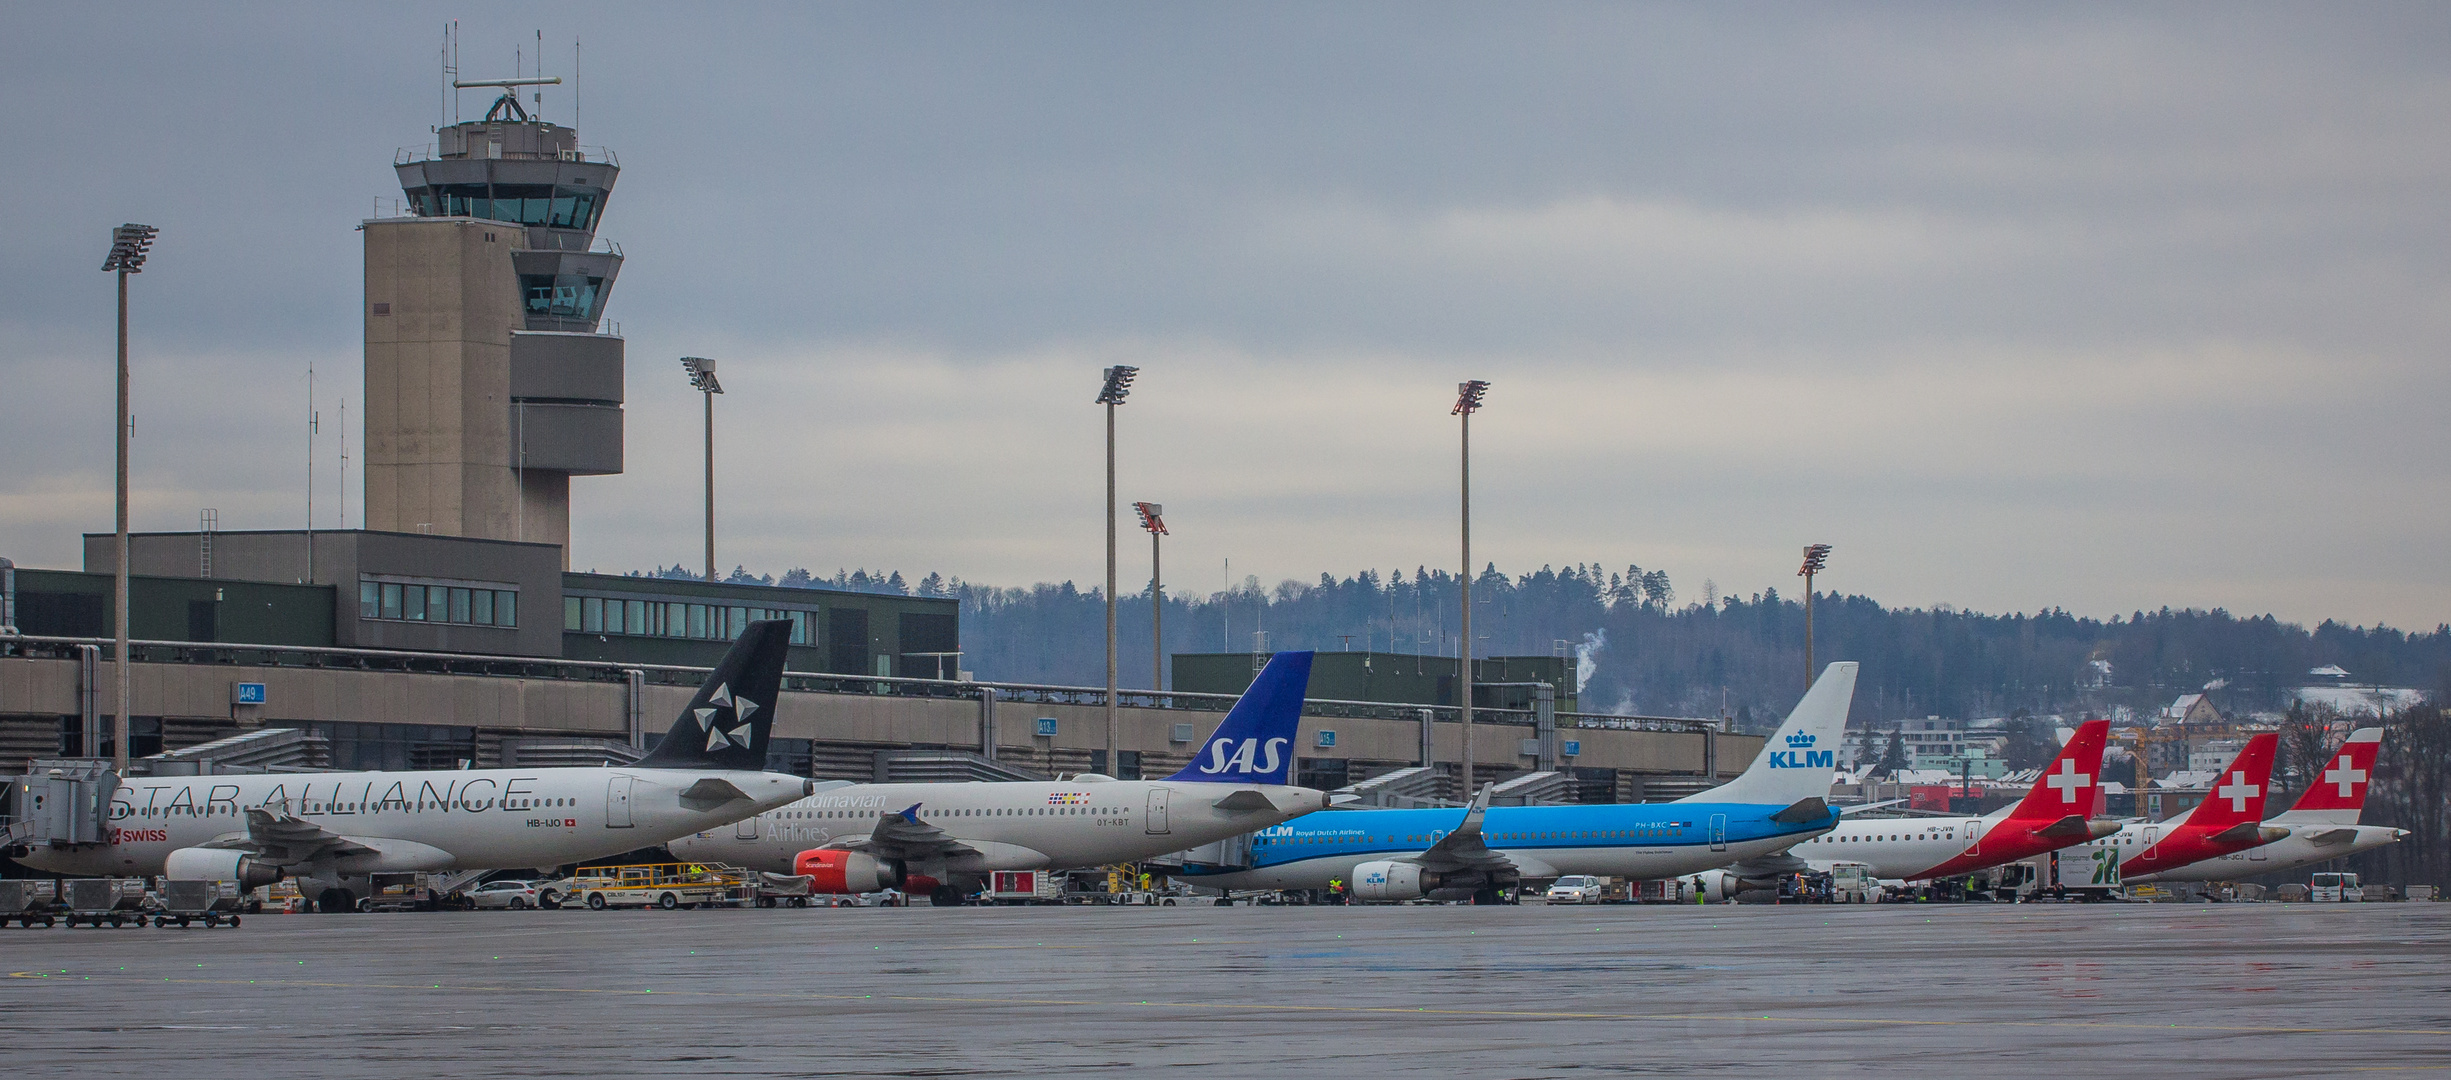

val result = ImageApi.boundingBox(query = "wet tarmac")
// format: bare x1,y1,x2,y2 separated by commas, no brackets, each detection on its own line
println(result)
5,901,2447,1078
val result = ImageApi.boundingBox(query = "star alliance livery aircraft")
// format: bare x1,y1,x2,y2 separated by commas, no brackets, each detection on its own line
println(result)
669,650,1333,904
1181,662,1858,903
15,621,816,912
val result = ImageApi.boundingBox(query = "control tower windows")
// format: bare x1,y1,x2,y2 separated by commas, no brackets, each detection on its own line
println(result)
522,275,605,320
401,184,605,231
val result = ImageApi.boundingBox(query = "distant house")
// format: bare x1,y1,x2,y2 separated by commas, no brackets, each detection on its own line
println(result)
2159,692,2220,727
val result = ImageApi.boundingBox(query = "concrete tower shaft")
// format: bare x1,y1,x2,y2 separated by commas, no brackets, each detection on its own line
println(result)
364,97,625,563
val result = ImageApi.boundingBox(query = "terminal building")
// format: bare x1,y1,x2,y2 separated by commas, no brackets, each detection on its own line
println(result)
0,83,1754,834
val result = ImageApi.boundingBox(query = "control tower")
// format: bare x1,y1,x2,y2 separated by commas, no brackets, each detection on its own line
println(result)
363,79,624,562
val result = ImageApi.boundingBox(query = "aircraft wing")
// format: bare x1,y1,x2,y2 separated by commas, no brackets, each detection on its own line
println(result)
1401,786,1517,876
200,807,385,867
824,803,982,863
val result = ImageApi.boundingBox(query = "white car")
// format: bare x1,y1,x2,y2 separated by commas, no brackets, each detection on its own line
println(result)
1544,876,1604,904
466,880,545,910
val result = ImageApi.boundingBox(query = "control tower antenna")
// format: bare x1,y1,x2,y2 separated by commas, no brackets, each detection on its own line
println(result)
453,76,562,123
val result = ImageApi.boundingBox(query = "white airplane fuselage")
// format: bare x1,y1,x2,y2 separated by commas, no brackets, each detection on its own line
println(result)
15,767,809,878
669,779,1329,875
2123,824,2405,884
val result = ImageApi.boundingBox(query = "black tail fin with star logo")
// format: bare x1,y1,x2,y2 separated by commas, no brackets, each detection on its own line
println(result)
635,619,793,772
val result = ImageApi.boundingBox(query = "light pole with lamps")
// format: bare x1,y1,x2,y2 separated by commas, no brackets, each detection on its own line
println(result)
1134,501,1167,695
102,223,157,771
680,358,722,582
1095,365,1137,773
1799,543,1831,689
1452,379,1488,796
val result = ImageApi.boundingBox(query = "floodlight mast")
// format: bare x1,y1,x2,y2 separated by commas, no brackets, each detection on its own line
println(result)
102,223,157,772
1096,366,1137,771
1799,543,1832,690
681,358,722,581
1135,502,1168,695
1452,379,1488,796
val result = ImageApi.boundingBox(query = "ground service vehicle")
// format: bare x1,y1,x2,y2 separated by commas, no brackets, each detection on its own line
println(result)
152,879,245,927
2312,872,2361,901
62,877,147,927
988,869,1064,904
1544,876,1603,904
566,863,750,909
2,879,57,927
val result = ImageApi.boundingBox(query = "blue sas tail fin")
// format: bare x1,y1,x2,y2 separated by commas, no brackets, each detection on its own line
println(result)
1167,650,1315,785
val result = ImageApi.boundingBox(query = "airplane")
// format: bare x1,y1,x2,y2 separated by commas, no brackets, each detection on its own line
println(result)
2050,730,2287,888
668,650,1336,905
2124,727,2404,884
12,620,817,912
1766,719,2121,887
1174,662,1859,903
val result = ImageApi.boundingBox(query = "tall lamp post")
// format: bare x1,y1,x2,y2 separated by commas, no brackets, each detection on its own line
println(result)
1134,502,1167,695
680,358,722,582
1799,543,1831,689
102,223,157,771
1095,365,1137,774
1452,379,1488,796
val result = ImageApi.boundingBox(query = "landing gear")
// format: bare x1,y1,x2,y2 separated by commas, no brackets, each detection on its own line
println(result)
315,888,356,913
929,886,967,907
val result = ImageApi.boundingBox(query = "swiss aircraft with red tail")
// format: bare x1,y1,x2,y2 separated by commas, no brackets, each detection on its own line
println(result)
2125,727,2404,883
1786,718,2119,882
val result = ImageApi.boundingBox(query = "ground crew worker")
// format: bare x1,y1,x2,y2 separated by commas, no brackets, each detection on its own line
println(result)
1692,876,1707,905
1327,878,1345,903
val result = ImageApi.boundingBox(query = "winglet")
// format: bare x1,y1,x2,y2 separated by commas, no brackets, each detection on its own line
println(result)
1166,651,1314,785
898,803,923,824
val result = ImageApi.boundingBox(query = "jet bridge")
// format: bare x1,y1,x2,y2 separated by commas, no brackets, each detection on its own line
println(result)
4,759,119,853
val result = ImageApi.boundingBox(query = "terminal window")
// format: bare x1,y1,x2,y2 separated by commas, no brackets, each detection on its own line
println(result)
360,577,518,629
563,594,812,645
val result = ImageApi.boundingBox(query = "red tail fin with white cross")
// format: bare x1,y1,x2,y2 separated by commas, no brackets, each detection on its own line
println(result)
2274,727,2382,826
2002,719,2109,823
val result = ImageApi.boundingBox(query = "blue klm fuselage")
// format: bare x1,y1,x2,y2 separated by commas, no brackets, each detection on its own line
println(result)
1184,800,1833,891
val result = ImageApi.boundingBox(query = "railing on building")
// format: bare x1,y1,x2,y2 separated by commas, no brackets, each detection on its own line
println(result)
0,635,1721,734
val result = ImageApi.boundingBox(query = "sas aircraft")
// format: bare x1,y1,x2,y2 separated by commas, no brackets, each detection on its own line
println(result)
2124,727,2404,884
669,650,1334,904
1178,662,1859,903
1772,719,2119,885
13,621,816,912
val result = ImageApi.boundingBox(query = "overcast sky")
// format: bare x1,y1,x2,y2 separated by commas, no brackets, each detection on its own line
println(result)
5,4,2449,629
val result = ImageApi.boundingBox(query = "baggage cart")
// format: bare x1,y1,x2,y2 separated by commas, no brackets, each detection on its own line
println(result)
62,877,147,928
989,869,1062,904
2,879,57,928
153,880,246,928
755,872,816,908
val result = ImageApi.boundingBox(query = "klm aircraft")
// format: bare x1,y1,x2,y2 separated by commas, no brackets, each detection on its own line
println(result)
1182,662,1857,902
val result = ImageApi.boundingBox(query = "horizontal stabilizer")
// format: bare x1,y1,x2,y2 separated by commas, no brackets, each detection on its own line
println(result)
1212,789,1275,813
1771,797,1831,824
2032,814,2094,841
677,777,750,811
2303,827,2358,846
2208,821,2290,845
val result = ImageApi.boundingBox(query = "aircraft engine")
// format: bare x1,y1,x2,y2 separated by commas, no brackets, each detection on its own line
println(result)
165,847,283,889
1351,859,1434,902
794,849,902,894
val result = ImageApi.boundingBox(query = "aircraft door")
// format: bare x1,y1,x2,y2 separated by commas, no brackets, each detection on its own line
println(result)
606,775,634,829
1965,819,1983,855
1146,788,1171,835
2140,826,2158,859
1709,814,1727,852
735,813,760,840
